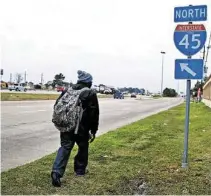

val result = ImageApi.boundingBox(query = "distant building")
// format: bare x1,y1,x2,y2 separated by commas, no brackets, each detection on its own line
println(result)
0,81,8,89
203,74,211,101
98,84,115,94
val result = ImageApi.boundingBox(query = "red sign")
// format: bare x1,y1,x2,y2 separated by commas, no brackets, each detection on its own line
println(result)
175,24,206,32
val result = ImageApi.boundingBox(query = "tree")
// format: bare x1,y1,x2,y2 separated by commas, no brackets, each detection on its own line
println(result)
163,88,177,97
34,84,41,89
28,82,34,86
54,73,65,81
69,81,73,87
45,81,53,89
15,73,23,83
53,73,65,87
203,76,208,83
140,88,145,95
191,79,207,97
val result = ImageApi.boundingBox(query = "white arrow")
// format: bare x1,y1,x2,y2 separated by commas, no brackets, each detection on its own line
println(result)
180,63,196,77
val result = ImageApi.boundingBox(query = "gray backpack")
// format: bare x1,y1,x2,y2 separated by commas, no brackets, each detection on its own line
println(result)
52,87,89,133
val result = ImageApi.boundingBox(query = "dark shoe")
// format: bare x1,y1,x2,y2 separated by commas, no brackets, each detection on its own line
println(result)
51,172,61,187
75,169,89,177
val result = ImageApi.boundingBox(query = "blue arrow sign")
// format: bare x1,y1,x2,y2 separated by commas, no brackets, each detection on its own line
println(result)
175,59,203,79
174,24,207,56
174,5,207,22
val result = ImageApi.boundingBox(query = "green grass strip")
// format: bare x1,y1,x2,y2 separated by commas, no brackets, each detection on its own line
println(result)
1,103,211,195
1,92,112,101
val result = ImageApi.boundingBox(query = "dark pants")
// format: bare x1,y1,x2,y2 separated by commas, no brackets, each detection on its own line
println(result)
52,132,89,177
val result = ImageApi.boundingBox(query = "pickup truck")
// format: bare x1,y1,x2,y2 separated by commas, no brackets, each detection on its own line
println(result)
8,84,27,92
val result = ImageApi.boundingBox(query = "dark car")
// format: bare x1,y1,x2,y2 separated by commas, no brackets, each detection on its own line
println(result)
114,91,124,99
131,93,137,98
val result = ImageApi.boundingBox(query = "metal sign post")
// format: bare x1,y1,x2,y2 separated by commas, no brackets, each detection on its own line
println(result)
182,58,191,168
173,4,207,168
182,19,193,168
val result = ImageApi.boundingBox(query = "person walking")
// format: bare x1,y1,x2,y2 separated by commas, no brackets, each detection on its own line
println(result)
51,70,99,187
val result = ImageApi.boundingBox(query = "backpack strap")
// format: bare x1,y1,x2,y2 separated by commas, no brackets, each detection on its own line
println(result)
74,87,91,134
79,87,90,94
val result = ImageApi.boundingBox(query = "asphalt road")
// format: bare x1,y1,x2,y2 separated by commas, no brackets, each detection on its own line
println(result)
1,98,183,172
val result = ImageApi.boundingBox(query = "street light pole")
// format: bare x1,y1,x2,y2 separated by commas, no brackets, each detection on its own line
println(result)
24,70,27,83
161,51,166,96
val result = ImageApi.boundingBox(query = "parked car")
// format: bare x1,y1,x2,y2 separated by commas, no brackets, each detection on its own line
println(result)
91,85,99,93
56,86,65,92
131,93,137,98
8,84,27,92
104,89,113,94
114,91,124,99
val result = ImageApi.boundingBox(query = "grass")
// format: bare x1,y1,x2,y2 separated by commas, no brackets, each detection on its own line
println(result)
1,103,211,195
152,95,162,99
0,92,112,101
1,92,59,101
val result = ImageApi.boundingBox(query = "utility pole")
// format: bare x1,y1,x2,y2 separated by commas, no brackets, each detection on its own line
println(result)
41,73,44,84
0,69,3,82
160,51,166,96
204,32,211,78
24,71,27,83
10,73,12,83
202,45,206,60
200,45,206,83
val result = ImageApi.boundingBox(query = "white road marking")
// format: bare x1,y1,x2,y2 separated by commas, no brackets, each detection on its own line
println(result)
19,110,47,114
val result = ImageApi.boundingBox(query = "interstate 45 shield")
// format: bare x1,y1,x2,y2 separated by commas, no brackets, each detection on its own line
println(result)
174,24,207,56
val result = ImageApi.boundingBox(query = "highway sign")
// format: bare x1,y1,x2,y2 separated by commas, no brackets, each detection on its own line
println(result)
175,59,203,79
174,5,207,22
174,24,207,56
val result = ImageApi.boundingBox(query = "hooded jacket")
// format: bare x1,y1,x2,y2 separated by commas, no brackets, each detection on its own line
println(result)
55,82,99,137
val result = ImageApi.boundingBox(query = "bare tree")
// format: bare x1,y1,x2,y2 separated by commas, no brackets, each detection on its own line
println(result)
15,73,23,83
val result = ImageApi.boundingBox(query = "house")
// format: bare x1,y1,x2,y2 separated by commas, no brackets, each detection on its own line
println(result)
203,74,211,108
0,81,8,89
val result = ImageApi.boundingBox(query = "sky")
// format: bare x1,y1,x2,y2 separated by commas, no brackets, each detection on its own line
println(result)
0,0,210,93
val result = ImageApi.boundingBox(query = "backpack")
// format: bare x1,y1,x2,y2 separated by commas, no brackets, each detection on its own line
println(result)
52,87,89,134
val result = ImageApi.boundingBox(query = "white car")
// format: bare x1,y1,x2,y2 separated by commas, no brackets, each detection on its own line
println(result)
91,85,99,93
8,84,27,92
